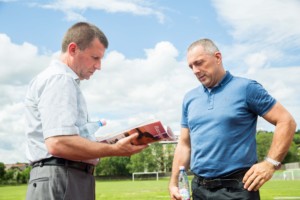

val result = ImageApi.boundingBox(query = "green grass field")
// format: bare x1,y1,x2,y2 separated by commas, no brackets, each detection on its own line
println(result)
0,179,300,200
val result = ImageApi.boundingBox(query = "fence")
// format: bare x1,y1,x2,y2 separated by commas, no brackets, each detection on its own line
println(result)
272,169,300,180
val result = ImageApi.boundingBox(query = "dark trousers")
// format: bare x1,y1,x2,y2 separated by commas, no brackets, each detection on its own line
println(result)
191,169,260,200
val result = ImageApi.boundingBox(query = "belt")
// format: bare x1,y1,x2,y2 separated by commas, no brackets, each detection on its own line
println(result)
194,168,248,189
31,157,95,175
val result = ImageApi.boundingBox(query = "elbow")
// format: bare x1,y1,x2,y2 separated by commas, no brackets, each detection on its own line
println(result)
45,137,64,157
289,115,297,133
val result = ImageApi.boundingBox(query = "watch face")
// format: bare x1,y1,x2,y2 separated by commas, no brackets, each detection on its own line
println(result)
275,163,282,170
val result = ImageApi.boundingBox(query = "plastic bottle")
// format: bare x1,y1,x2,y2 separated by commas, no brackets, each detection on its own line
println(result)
178,166,191,200
79,119,107,141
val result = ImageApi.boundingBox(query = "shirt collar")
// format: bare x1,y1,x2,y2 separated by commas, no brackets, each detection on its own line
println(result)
218,71,233,87
202,71,233,92
51,59,81,84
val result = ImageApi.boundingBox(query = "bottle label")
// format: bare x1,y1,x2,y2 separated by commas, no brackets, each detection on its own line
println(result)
179,188,190,200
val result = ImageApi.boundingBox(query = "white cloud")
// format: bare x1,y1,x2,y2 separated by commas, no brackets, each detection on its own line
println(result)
0,33,51,85
245,52,269,74
0,34,52,164
38,0,165,23
212,0,300,44
0,91,27,164
245,67,300,131
212,0,300,73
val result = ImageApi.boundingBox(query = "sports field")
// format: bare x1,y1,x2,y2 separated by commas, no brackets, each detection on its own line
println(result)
0,179,300,200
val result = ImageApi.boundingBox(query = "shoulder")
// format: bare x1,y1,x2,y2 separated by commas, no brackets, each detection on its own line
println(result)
28,60,78,95
231,74,257,86
184,86,203,100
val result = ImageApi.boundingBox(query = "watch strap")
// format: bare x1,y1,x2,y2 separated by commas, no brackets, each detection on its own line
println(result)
265,156,281,169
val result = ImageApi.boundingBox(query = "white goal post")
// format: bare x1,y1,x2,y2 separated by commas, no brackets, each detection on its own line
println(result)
132,172,159,181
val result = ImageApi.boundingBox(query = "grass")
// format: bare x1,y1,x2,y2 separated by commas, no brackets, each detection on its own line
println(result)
0,178,300,200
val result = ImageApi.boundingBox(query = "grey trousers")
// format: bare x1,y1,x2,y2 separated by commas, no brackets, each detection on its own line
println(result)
26,165,95,200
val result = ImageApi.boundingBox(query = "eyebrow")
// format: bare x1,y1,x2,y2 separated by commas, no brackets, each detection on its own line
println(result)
188,59,204,69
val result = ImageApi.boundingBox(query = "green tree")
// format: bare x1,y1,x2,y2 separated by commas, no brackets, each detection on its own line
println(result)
0,162,5,180
151,143,165,172
256,132,299,163
283,141,299,163
164,144,176,172
95,157,130,176
3,169,15,184
127,146,156,173
256,132,273,161
294,134,300,145
16,166,31,183
127,143,176,173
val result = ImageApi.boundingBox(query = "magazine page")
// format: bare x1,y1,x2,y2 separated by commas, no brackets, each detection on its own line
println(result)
96,120,175,145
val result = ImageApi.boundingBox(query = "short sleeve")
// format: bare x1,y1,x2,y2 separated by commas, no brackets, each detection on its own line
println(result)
181,97,189,128
39,75,79,138
246,81,276,116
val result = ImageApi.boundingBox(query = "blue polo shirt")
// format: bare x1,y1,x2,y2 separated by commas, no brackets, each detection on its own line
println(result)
181,71,276,178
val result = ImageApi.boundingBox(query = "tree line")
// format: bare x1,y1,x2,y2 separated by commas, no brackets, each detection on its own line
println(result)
1,130,299,184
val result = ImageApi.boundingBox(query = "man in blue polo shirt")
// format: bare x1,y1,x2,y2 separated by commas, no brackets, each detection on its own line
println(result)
169,38,296,200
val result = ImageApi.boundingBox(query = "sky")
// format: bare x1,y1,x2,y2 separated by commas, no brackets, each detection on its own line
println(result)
0,0,299,164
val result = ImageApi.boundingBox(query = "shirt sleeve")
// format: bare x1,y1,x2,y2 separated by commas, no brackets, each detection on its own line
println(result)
181,96,189,128
38,74,79,139
246,81,277,116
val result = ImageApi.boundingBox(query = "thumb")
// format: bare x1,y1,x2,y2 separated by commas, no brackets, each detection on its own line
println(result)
126,132,139,140
123,132,139,145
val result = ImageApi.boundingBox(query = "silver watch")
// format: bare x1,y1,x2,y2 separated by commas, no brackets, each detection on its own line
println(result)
265,156,282,170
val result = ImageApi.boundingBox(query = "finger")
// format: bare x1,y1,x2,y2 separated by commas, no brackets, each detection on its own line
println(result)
172,194,182,200
253,178,267,191
242,169,253,183
246,178,258,191
246,174,266,191
126,132,139,140
244,173,257,190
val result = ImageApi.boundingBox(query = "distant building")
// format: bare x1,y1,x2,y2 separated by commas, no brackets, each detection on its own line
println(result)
5,163,29,171
285,162,300,170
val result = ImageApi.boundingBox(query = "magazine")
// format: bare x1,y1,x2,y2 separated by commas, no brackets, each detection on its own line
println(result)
96,120,176,145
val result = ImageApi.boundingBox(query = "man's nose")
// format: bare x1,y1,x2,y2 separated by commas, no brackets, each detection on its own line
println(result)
192,65,201,74
94,60,101,70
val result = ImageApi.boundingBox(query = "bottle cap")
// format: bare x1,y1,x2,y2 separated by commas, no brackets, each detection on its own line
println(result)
179,166,185,170
98,119,107,126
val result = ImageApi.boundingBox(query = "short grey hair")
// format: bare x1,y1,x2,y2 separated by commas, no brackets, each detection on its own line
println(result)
187,38,219,54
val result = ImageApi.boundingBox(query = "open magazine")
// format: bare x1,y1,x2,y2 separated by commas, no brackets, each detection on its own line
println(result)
96,120,176,145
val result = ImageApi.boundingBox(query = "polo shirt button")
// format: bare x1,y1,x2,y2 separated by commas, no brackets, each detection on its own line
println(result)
33,183,37,187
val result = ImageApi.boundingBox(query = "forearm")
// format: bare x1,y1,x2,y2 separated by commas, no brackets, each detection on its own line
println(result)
45,135,118,160
45,134,146,160
262,102,297,162
169,144,191,187
267,119,296,161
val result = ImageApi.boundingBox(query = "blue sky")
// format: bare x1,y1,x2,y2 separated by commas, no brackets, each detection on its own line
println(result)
0,0,299,164
0,1,228,58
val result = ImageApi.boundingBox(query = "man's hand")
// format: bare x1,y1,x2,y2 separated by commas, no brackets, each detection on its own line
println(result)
169,185,182,200
243,161,275,191
114,133,148,156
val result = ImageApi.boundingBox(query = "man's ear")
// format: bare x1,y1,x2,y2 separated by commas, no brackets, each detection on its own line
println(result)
68,42,79,56
215,51,222,65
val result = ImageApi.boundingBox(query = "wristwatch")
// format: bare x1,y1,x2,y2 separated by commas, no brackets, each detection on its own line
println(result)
264,156,282,170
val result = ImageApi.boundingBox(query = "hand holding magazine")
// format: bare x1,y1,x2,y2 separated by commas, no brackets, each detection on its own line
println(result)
96,120,176,145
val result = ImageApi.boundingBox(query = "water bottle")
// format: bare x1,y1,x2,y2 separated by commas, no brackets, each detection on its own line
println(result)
178,166,191,200
79,119,106,141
